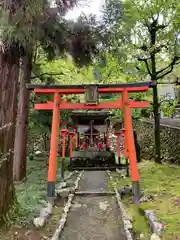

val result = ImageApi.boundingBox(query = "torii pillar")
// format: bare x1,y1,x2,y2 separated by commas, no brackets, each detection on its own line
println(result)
122,89,140,203
121,127,129,177
47,92,60,200
68,125,75,171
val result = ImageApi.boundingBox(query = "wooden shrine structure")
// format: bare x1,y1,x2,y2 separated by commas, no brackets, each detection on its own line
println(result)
70,110,116,168
26,81,155,203
71,110,112,148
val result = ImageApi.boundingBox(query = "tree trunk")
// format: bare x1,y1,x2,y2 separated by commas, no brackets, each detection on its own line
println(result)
153,85,161,163
13,54,32,181
150,27,161,163
0,54,19,224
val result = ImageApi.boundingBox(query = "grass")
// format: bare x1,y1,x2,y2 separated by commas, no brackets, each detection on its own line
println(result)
0,155,71,239
109,161,180,240
13,155,70,227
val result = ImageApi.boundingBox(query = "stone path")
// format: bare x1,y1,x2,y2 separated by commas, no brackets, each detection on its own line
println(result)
60,171,126,240
77,171,108,192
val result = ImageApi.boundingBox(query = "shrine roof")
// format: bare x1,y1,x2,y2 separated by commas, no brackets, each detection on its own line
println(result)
26,81,155,90
71,111,113,125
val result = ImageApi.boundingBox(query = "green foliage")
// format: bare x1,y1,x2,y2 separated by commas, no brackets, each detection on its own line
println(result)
67,17,99,66
94,53,138,84
92,51,154,121
100,0,179,164
101,0,180,80
0,0,99,66
33,51,96,84
160,95,178,117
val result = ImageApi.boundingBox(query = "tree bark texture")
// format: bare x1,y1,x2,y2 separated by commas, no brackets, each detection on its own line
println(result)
0,54,19,223
150,26,161,163
153,85,161,163
13,54,32,181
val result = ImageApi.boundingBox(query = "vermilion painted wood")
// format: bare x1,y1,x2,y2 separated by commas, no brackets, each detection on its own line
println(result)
123,89,140,182
34,86,149,94
47,93,60,182
34,99,149,110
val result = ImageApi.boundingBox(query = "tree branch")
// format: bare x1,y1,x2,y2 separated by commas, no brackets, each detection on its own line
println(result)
31,72,64,79
157,68,173,80
156,57,180,80
138,57,151,61
137,57,152,76
156,24,168,31
157,61,175,75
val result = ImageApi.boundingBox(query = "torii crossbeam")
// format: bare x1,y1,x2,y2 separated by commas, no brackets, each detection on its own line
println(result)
26,81,155,204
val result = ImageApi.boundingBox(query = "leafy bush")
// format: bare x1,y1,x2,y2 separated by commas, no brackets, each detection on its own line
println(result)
160,94,178,118
162,99,178,117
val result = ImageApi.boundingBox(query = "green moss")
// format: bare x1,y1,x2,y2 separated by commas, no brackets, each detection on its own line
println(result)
139,162,180,239
109,161,180,239
13,156,69,227
129,204,150,236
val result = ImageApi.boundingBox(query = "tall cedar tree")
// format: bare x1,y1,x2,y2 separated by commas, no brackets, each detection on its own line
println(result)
0,0,98,222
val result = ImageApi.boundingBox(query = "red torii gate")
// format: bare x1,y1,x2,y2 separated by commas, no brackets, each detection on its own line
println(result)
26,81,155,203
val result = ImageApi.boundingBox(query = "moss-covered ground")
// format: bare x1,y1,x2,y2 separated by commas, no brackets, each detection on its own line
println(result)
109,161,180,240
0,155,70,239
14,156,69,226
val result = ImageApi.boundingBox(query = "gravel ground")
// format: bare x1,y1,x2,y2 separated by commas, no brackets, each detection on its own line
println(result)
60,171,126,240
60,196,126,240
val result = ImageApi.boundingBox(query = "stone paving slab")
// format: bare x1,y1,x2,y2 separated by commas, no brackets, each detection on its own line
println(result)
60,171,126,240
60,196,126,240
75,191,115,196
77,171,108,192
